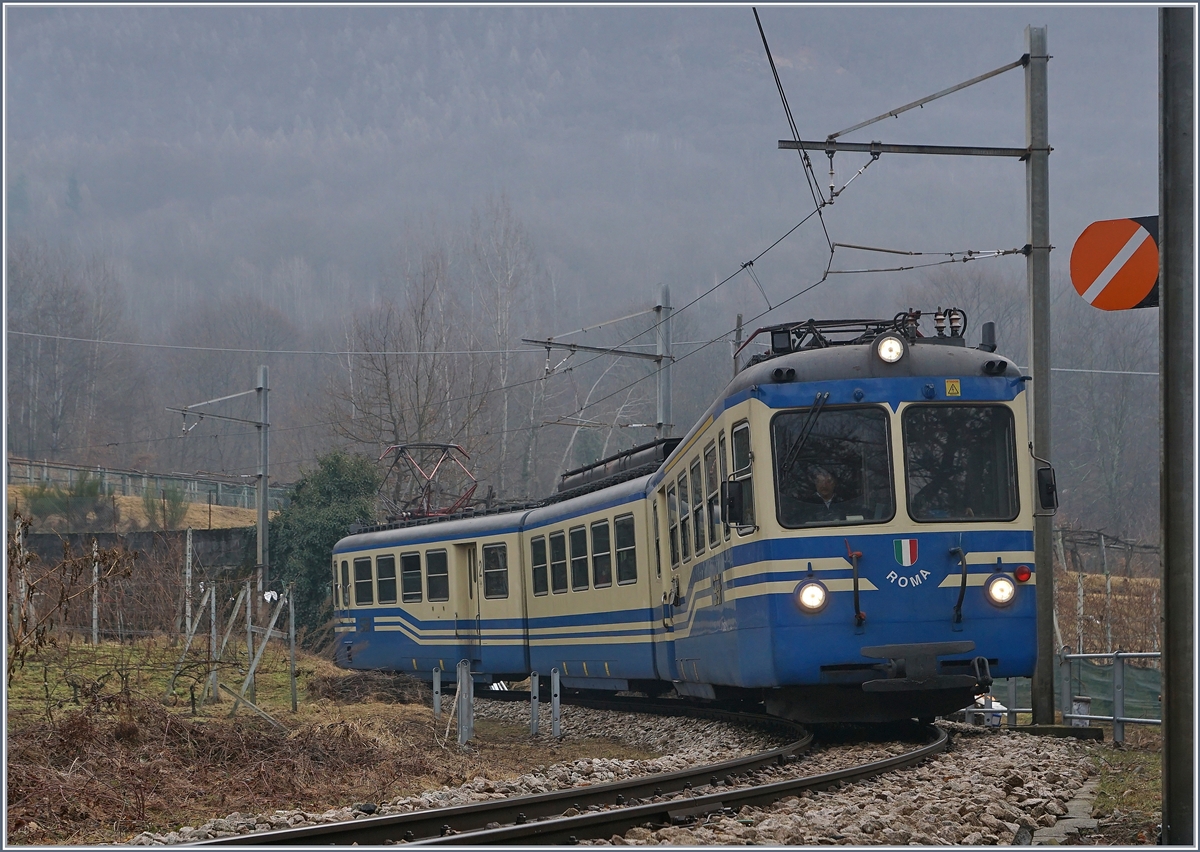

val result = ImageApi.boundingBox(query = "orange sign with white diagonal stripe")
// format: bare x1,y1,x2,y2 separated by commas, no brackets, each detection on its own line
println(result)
1070,217,1159,310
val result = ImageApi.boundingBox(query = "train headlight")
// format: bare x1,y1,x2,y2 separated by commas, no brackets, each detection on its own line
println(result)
795,580,828,613
876,335,906,363
986,575,1017,607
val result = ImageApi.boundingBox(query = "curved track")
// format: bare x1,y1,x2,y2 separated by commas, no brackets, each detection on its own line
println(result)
190,697,947,847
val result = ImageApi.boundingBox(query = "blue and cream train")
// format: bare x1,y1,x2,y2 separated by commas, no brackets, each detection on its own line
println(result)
332,312,1055,723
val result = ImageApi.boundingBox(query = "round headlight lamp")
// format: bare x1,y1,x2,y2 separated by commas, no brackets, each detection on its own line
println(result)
795,580,828,613
986,575,1017,607
876,335,906,363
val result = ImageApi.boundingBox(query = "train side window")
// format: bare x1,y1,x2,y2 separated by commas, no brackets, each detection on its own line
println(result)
426,550,449,601
340,560,350,608
652,499,663,578
719,432,730,541
690,458,705,557
550,532,568,594
705,442,720,547
591,520,612,588
377,554,398,604
483,544,509,599
677,472,692,562
569,526,589,591
615,514,637,584
666,485,681,568
400,553,421,603
353,557,374,606
530,536,549,596
732,421,756,530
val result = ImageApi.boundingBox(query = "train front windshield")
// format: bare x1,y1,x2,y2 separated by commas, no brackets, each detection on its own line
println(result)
772,406,895,527
903,404,1019,522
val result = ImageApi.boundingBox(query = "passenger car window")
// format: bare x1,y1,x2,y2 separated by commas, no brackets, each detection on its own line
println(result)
615,515,637,584
377,555,398,604
731,422,755,529
569,527,589,591
426,550,449,601
677,472,692,561
482,543,509,599
400,553,421,603
530,536,549,596
591,520,613,588
690,459,705,556
903,404,1018,522
550,532,568,594
666,485,680,567
705,443,720,547
353,557,373,606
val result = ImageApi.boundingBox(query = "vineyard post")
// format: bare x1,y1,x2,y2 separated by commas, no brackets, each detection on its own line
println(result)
208,580,218,702
245,578,255,704
185,528,193,632
288,582,297,713
91,538,99,645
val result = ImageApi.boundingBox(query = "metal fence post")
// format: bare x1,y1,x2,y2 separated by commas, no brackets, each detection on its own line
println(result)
1113,652,1126,744
1059,654,1073,723
551,667,561,738
1008,677,1018,728
432,667,442,719
530,671,540,736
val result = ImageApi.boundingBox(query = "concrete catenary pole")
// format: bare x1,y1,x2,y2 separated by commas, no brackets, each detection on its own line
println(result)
1024,25,1056,725
257,365,269,617
1159,7,1194,845
655,285,673,440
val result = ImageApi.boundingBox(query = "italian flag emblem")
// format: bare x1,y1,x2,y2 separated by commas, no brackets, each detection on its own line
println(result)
894,538,919,567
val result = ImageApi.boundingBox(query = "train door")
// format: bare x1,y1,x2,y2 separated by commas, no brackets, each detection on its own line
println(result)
453,542,481,666
651,488,679,682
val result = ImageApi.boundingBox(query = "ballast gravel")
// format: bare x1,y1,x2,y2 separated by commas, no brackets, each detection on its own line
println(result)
589,722,1095,847
125,705,1094,846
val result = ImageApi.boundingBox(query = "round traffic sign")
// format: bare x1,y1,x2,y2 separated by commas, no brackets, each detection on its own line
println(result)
1070,218,1159,311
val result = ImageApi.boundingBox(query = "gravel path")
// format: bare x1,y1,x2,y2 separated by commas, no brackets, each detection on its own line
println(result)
126,705,1094,846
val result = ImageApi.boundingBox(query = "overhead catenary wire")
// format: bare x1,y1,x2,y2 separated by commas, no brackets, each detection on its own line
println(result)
753,6,833,252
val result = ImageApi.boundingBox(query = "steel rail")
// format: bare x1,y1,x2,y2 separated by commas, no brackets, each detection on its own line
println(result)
189,697,810,847
411,724,948,846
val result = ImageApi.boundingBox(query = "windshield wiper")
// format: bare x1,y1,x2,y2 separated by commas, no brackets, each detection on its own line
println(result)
780,391,830,476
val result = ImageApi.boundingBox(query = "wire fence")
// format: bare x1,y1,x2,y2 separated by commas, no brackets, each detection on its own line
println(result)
6,456,290,510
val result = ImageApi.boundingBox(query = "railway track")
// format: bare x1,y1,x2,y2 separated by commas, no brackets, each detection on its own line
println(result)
190,695,947,847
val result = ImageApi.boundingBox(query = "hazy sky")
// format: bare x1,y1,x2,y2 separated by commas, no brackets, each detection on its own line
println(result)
6,5,1159,331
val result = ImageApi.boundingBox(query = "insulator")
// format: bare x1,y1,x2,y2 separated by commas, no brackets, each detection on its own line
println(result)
935,307,946,337
949,308,963,337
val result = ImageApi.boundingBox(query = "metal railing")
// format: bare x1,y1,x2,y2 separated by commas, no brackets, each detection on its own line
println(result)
1058,651,1161,742
995,651,1162,742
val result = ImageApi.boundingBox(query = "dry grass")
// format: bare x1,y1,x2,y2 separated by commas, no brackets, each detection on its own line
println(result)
7,485,265,533
5,642,660,846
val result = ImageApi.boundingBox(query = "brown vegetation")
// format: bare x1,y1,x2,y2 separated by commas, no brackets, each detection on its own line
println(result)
8,486,263,534
6,647,656,846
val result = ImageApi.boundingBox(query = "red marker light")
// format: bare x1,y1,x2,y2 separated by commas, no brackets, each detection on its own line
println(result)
1014,565,1032,582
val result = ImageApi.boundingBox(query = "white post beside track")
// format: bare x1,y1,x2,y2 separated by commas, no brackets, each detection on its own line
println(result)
530,671,539,736
432,667,442,719
457,659,472,746
551,667,561,738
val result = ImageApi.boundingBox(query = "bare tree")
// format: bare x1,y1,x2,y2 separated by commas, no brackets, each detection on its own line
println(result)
327,240,496,510
470,193,537,497
7,239,141,465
